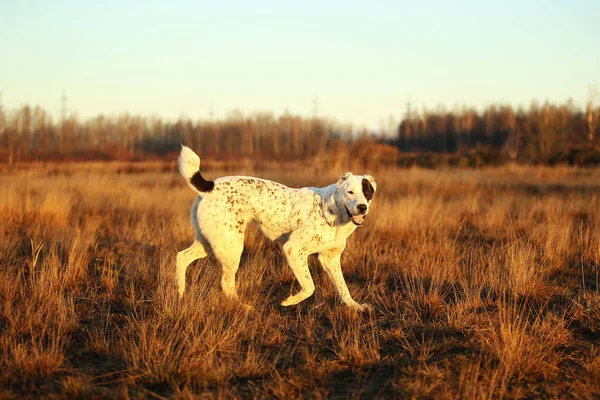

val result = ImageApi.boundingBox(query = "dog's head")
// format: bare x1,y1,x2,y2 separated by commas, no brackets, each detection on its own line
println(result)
335,172,377,226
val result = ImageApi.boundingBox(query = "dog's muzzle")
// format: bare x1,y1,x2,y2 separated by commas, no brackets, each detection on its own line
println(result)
346,207,366,226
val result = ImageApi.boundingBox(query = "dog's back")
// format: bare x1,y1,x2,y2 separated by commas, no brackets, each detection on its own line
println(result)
196,175,319,242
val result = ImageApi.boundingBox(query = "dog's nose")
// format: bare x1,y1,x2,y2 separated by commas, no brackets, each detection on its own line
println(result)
357,204,367,214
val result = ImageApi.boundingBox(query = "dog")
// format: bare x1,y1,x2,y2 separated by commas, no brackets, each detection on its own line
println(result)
175,146,376,311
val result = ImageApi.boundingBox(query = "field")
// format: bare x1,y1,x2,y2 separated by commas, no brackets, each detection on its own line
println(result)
1,161,599,399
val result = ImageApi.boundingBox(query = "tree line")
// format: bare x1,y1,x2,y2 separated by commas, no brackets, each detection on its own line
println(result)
1,96,599,165
397,96,600,164
0,106,360,163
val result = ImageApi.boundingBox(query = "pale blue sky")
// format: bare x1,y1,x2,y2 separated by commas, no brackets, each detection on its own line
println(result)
1,0,599,130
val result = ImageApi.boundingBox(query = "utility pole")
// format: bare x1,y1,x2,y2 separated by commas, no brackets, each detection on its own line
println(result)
60,89,67,128
1,91,13,164
587,85,599,144
401,98,413,151
0,91,4,133
209,101,215,122
0,91,5,157
0,91,5,163
59,89,68,153
312,94,319,119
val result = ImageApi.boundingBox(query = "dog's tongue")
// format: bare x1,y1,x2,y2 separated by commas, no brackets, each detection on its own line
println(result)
352,214,364,224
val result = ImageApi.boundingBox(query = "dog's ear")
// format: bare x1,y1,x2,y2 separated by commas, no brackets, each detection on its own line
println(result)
337,172,353,186
363,174,377,191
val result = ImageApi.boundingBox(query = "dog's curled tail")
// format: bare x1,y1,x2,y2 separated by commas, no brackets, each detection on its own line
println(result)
178,145,215,193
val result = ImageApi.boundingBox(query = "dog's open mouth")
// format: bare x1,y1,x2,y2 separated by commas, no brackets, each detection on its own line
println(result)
346,207,366,226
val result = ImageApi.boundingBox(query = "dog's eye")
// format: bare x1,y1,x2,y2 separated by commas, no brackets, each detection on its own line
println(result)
347,191,354,195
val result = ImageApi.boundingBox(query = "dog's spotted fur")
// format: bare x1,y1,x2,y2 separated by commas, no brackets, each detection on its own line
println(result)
175,146,377,310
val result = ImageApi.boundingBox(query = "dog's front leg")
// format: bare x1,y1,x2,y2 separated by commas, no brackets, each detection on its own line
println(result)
318,252,370,311
281,242,315,306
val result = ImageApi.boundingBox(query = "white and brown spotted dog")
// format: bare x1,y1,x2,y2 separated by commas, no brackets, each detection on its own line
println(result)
175,146,376,311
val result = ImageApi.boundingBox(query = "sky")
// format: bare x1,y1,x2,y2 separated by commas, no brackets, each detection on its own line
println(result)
1,0,599,131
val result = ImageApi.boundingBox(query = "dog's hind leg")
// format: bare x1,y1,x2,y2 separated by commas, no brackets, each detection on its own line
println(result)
176,240,208,298
210,234,245,302
281,242,315,306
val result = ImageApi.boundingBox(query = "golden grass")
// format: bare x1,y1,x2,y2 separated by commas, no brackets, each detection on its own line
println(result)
0,162,599,398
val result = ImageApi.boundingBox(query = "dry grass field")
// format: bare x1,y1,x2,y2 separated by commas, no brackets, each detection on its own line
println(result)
1,161,600,399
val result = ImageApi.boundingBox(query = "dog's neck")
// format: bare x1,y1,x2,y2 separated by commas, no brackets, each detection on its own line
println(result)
319,184,356,233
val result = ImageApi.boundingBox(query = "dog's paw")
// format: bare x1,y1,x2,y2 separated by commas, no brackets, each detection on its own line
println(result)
356,303,373,313
281,298,297,307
